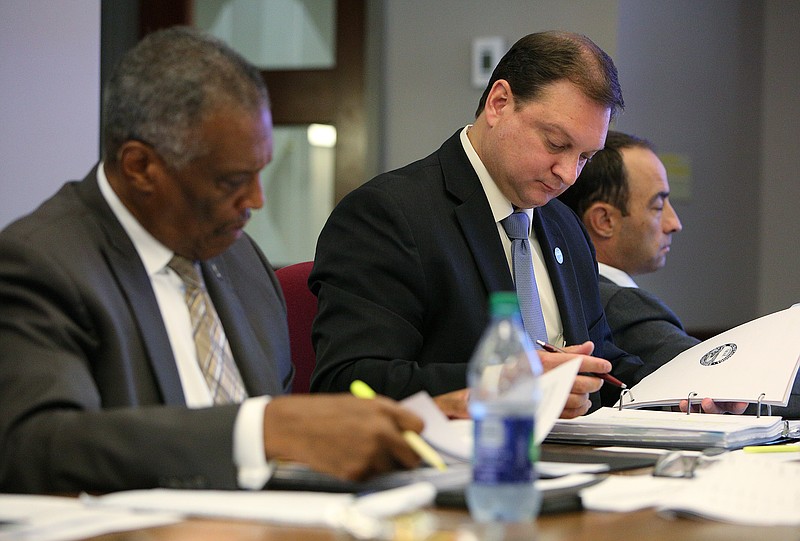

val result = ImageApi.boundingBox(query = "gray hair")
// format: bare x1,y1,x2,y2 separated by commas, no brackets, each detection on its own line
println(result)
102,26,269,169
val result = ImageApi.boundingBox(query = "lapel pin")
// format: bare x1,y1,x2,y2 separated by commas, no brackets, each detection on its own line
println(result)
554,247,564,264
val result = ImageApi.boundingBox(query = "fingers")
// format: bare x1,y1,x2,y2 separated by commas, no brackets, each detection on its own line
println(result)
536,341,608,419
557,373,603,419
572,374,604,395
262,394,422,481
560,340,595,356
538,341,610,376
678,398,749,414
433,388,470,419
560,391,593,418
712,401,748,414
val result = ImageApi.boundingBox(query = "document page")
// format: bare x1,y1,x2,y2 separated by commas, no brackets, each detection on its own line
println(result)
581,450,800,526
617,304,800,409
402,357,581,462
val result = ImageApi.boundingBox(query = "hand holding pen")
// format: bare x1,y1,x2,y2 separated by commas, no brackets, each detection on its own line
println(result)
535,339,635,406
535,339,630,391
526,340,612,418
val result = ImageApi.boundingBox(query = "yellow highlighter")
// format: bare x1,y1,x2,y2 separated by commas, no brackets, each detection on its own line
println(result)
743,443,800,454
350,379,448,471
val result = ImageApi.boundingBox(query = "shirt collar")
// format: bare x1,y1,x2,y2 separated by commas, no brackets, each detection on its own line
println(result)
598,262,639,288
97,163,174,276
459,126,533,231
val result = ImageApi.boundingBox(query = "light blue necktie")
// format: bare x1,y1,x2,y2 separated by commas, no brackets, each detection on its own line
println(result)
501,211,548,348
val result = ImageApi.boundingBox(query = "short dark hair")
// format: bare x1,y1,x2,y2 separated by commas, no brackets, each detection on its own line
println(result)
102,26,269,169
475,31,624,119
558,131,655,217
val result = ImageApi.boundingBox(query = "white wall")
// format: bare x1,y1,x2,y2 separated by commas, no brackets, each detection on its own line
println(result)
0,0,101,229
614,0,763,330
758,0,800,315
378,0,792,332
381,0,619,171
2,1,796,332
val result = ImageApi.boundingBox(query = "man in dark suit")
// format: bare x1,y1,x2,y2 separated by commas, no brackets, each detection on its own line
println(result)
558,131,698,375
559,131,797,417
0,27,422,494
310,32,641,418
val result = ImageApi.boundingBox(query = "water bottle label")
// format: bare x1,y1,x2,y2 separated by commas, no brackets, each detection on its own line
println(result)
472,415,535,484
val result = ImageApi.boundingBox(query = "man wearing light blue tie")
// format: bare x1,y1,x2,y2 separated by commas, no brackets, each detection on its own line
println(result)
310,32,633,417
310,31,746,419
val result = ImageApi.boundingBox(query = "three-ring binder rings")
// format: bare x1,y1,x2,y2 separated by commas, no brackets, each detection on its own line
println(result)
545,407,787,449
616,304,800,411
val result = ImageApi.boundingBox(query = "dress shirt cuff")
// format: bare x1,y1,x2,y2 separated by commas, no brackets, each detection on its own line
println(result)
233,395,275,490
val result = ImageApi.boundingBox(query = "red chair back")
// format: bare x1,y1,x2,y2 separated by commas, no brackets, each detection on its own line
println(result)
275,261,317,393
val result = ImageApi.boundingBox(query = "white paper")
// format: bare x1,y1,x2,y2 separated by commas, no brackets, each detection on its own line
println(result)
548,407,785,449
617,304,800,408
534,357,583,441
94,489,351,526
582,451,800,526
91,482,436,527
581,475,689,512
0,494,180,541
656,453,800,526
402,357,581,462
537,461,609,477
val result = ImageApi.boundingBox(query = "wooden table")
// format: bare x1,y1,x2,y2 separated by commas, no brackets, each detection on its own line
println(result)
77,443,800,541
86,505,800,541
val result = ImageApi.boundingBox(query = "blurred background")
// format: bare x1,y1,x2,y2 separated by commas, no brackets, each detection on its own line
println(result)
1,0,797,337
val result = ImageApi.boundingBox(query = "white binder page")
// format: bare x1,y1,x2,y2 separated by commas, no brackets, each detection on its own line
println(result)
617,304,800,408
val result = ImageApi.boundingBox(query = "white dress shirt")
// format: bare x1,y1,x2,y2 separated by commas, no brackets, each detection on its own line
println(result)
598,262,639,288
97,164,272,489
460,127,565,347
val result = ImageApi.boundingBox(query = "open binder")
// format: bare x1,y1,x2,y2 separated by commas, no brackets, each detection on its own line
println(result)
545,407,787,449
615,304,800,411
546,305,800,450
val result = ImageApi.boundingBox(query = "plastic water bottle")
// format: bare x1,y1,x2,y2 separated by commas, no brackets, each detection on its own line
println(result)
466,291,544,522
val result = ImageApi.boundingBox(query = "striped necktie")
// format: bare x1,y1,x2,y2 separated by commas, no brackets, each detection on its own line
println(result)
168,255,248,404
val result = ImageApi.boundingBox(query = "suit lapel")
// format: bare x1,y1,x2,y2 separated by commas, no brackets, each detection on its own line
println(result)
533,208,590,345
440,132,514,293
201,258,283,396
456,197,513,293
78,171,187,405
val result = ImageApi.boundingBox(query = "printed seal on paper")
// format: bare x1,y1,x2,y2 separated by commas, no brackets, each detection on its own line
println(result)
699,343,737,366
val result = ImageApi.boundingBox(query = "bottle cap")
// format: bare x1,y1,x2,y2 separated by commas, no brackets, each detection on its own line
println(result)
488,291,521,317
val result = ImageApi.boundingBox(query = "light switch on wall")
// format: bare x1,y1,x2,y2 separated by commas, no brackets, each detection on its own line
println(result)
472,36,506,88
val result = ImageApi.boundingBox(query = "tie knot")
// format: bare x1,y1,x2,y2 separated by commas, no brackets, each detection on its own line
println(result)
501,211,530,241
168,255,202,288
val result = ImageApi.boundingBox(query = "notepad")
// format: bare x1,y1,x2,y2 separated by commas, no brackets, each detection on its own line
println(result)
616,304,800,410
546,407,786,449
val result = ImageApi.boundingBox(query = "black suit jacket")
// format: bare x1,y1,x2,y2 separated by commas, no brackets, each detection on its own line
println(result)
0,168,293,493
310,131,645,408
599,275,701,377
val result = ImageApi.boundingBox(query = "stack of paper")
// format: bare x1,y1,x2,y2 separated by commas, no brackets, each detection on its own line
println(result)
581,450,800,526
546,407,786,449
0,494,179,541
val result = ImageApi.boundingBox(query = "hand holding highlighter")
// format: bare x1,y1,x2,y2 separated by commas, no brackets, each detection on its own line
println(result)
350,380,448,471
